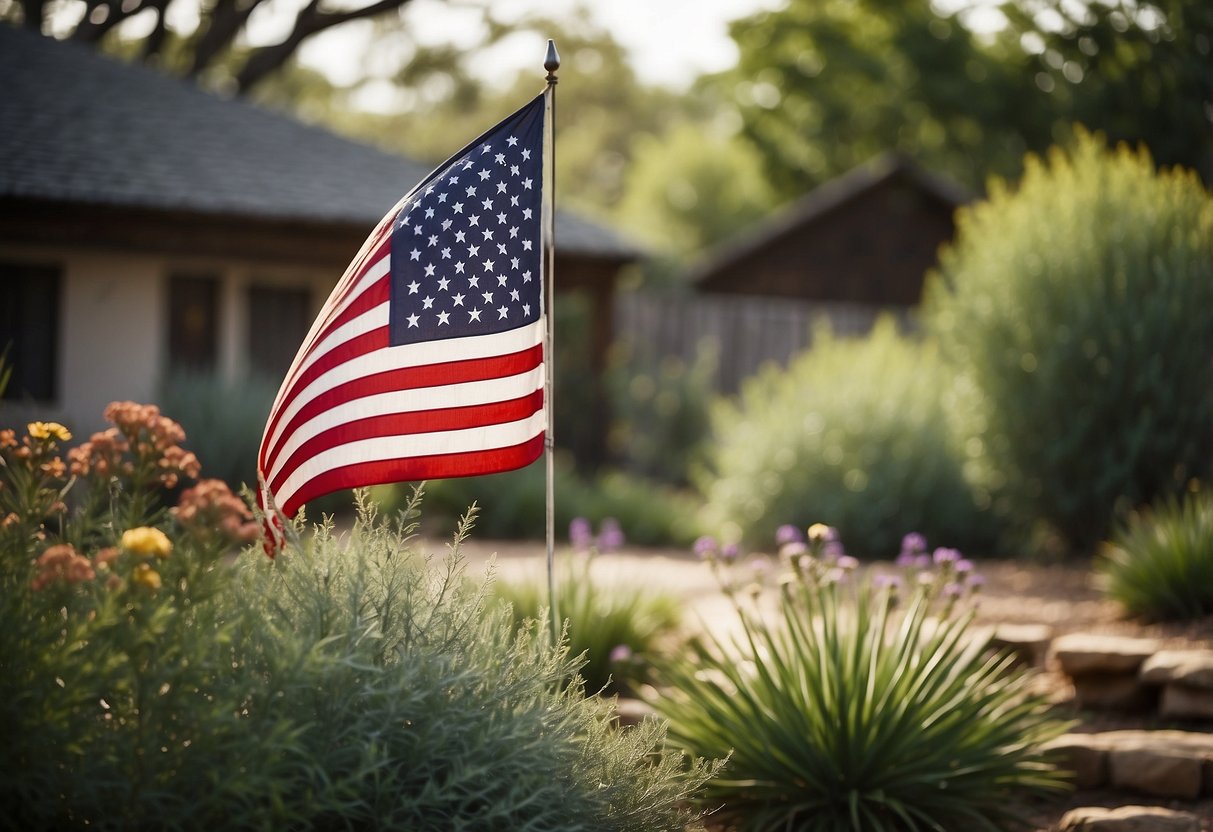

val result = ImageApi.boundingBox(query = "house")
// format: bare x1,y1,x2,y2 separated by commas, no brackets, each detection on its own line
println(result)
616,155,970,392
0,24,636,464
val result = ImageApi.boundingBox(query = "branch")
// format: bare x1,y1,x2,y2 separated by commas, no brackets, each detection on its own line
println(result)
187,0,270,78
233,0,415,93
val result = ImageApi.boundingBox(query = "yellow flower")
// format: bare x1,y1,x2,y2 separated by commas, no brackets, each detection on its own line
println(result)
807,523,834,543
121,527,173,559
131,563,162,590
27,421,72,442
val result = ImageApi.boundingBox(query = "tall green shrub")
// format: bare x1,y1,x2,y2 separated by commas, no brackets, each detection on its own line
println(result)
697,318,995,558
925,132,1213,552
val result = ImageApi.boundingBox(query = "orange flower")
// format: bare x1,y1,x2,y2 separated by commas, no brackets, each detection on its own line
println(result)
93,546,121,570
39,457,66,478
0,429,16,450
31,543,95,590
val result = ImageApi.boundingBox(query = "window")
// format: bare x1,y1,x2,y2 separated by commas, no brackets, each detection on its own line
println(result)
168,274,219,372
247,285,312,379
0,261,61,402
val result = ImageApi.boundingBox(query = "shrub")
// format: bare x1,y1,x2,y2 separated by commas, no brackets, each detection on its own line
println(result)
156,371,277,492
606,341,716,485
924,131,1213,552
0,407,718,831
650,526,1070,832
697,318,996,558
380,458,705,547
494,518,685,695
1097,490,1213,621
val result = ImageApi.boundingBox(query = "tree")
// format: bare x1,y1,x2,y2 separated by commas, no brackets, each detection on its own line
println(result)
722,0,1053,199
2,0,420,93
999,0,1213,182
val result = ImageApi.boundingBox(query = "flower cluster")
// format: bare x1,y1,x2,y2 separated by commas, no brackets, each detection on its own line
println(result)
31,543,95,590
172,479,259,545
68,402,200,489
0,422,74,532
568,516,626,554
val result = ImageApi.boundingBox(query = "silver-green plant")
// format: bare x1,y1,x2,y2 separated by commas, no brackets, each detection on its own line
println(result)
0,406,718,831
651,526,1070,832
1098,489,1213,621
925,129,1213,553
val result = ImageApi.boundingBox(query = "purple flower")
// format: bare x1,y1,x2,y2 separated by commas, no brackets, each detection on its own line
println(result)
955,558,974,574
720,542,741,563
836,555,860,571
693,535,719,560
597,517,625,552
943,582,964,599
914,554,932,569
569,517,593,550
932,547,961,566
609,644,633,664
901,532,928,554
873,573,903,589
775,524,803,545
895,551,917,567
965,573,986,590
823,541,847,561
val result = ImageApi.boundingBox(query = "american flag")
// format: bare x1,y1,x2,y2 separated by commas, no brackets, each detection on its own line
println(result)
257,94,547,526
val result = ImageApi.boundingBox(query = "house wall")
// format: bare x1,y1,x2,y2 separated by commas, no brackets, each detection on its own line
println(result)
0,243,332,436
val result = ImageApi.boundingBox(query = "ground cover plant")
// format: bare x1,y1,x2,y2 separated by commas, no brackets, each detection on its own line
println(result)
697,318,996,558
1098,489,1213,622
650,525,1071,832
925,130,1213,553
0,404,717,831
494,517,684,695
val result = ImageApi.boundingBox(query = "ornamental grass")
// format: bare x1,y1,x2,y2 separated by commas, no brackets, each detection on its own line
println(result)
651,527,1071,832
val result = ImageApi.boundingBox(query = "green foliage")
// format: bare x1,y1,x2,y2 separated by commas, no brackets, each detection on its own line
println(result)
156,371,277,492
698,318,996,558
0,408,718,831
925,131,1213,552
494,538,684,696
999,0,1213,183
606,341,716,485
1098,490,1213,621
724,0,1052,197
385,458,704,547
652,530,1070,832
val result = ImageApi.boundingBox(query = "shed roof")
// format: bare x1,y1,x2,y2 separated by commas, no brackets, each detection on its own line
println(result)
689,154,970,287
0,25,636,259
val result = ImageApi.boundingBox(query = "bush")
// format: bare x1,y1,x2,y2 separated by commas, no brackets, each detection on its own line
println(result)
0,407,718,831
1097,490,1213,621
651,526,1070,832
606,340,716,485
380,458,705,547
925,131,1213,553
697,318,996,558
156,371,277,492
494,519,685,695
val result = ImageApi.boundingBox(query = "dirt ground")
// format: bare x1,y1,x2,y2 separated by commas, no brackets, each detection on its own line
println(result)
445,537,1213,831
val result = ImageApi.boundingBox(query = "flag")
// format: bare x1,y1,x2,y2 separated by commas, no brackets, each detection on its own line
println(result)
257,93,548,528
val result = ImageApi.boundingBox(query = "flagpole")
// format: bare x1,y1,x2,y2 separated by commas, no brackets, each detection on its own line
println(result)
543,39,560,646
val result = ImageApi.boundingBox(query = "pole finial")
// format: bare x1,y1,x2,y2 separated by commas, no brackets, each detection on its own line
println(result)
544,39,560,82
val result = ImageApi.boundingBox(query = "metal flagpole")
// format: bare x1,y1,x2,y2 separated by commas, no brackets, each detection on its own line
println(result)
542,39,560,645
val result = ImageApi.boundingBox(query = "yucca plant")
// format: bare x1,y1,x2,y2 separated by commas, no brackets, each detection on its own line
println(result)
651,527,1070,832
495,518,684,695
1097,490,1213,621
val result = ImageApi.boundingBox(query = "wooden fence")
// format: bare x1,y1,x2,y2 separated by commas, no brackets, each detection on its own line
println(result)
612,291,902,394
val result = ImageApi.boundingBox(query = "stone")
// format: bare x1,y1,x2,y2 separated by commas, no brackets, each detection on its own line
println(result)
1057,805,1200,831
1108,746,1203,798
1141,649,1213,689
990,622,1053,667
1043,735,1109,788
1052,633,1161,677
1160,683,1213,720
1071,673,1155,712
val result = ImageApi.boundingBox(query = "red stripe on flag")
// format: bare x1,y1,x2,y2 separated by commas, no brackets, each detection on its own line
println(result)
278,434,545,518
268,390,544,496
263,342,543,470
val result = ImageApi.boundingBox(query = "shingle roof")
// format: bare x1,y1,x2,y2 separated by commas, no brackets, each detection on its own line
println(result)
0,24,638,259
